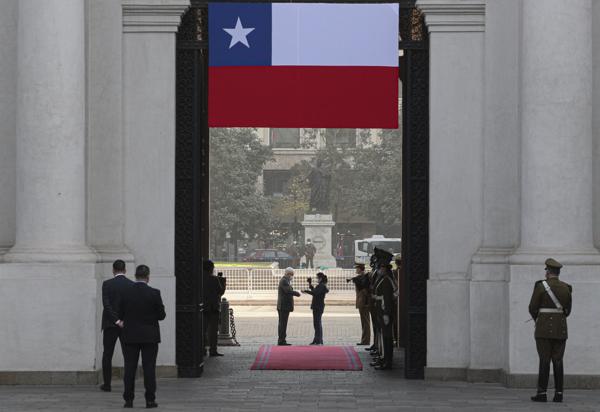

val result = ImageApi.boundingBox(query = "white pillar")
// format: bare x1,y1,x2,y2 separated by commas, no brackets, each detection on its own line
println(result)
519,0,595,254
122,0,190,368
4,0,95,262
508,0,600,378
417,0,486,376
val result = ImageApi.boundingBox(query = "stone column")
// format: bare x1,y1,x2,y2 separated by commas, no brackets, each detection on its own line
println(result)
4,0,96,263
508,0,600,378
417,0,486,378
518,0,595,255
122,0,190,368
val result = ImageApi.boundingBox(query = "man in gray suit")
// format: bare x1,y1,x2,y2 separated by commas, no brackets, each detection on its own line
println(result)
277,267,301,345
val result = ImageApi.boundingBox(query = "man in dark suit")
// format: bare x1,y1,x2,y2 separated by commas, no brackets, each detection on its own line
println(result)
203,260,226,357
118,265,166,409
100,259,133,392
277,267,301,345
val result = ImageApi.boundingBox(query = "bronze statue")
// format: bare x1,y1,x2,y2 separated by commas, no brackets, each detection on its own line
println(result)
308,159,331,213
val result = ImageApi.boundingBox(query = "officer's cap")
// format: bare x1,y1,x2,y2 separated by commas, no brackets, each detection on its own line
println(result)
545,258,563,269
374,247,393,264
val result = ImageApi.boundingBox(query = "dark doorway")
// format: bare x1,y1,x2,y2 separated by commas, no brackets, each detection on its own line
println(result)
174,0,429,379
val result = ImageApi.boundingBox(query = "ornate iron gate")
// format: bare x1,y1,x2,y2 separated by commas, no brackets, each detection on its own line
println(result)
399,3,429,380
175,3,209,378
175,0,429,379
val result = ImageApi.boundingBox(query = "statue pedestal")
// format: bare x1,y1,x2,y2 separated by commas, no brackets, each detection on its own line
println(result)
301,214,337,268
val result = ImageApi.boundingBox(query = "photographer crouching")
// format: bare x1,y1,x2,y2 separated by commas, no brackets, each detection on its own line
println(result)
303,272,329,345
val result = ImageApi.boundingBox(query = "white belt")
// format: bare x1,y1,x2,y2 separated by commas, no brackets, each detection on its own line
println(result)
538,308,563,314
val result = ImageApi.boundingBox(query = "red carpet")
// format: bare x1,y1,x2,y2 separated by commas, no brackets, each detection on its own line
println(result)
250,345,363,371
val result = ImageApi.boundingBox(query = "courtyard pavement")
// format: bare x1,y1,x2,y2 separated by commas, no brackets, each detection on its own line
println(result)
1,304,599,411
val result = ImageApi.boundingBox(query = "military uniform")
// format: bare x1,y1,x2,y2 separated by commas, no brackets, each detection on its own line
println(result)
528,258,572,403
373,268,395,369
367,268,379,352
350,264,371,345
393,256,405,347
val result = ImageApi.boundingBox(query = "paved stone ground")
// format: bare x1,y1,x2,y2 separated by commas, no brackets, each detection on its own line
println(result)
1,305,599,411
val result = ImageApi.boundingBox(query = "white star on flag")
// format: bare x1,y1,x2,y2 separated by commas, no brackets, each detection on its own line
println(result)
223,17,255,49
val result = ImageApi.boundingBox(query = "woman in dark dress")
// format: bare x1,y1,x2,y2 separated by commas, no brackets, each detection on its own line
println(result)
303,272,329,345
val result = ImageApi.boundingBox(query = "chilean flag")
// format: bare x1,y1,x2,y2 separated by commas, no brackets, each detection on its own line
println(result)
208,3,399,129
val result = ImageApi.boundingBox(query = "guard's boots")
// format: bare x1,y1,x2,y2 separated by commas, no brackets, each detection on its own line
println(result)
553,360,564,403
530,393,547,402
532,360,551,402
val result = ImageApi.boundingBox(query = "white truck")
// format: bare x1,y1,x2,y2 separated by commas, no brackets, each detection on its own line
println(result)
354,235,401,265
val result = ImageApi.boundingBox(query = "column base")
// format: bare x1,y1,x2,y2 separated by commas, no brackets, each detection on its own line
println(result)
425,367,600,388
3,245,98,263
0,245,10,260
507,250,600,378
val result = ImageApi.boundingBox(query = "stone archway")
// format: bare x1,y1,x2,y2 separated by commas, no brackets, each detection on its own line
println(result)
174,0,430,379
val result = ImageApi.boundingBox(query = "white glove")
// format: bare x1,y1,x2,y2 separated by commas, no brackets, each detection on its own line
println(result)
383,315,390,326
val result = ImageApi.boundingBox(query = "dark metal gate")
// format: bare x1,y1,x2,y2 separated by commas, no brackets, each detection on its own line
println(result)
399,4,429,380
175,4,209,377
175,0,429,379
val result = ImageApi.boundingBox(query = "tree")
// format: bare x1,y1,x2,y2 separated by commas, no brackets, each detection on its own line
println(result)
270,163,311,241
209,128,273,258
300,127,402,236
347,128,402,234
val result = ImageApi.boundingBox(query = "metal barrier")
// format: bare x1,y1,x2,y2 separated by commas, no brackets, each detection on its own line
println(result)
216,267,357,299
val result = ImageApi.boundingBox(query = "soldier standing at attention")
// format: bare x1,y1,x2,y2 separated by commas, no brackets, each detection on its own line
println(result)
347,262,370,345
529,258,572,403
392,254,405,347
366,254,379,355
373,261,395,370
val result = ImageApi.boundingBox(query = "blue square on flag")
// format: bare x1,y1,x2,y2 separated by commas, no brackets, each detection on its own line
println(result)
209,2,399,128
209,3,271,67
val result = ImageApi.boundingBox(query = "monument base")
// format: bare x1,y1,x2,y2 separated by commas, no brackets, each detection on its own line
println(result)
301,214,337,268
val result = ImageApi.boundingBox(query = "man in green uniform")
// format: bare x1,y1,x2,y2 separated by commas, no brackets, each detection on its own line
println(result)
528,258,572,403
348,262,370,345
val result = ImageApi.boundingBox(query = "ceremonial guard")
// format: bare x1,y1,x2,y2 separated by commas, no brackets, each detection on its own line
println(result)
366,254,380,355
374,254,395,370
348,262,370,345
367,248,395,370
392,254,405,347
529,258,572,403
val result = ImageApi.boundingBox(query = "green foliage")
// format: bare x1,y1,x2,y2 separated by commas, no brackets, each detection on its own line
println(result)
271,163,310,224
296,128,402,232
209,128,274,253
209,127,402,254
348,128,402,231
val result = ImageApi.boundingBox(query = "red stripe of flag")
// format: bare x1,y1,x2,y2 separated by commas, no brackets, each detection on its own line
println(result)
208,66,399,129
